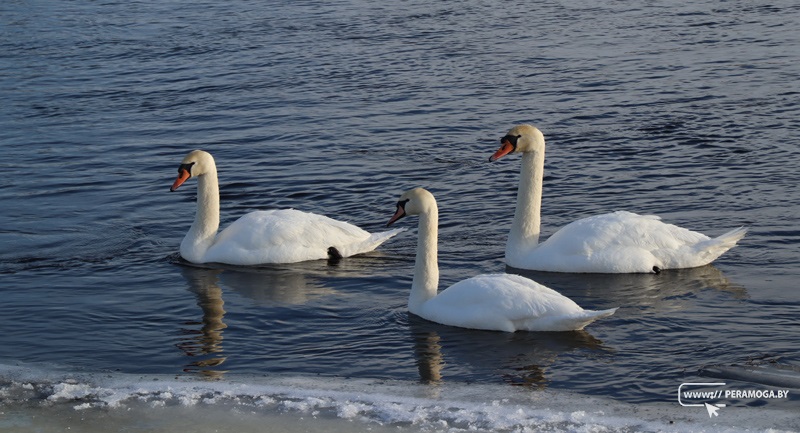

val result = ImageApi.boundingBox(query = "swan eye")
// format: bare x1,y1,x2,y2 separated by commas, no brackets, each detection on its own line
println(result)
178,162,195,176
397,199,410,209
501,134,521,148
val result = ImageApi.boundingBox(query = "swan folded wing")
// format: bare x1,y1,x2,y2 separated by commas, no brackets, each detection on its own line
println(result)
601,212,721,269
205,209,372,265
533,211,711,272
420,274,587,332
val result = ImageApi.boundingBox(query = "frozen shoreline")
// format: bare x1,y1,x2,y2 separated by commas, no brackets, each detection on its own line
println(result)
1,363,797,433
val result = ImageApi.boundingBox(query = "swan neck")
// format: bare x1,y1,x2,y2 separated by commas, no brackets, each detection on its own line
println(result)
508,150,544,257
182,169,220,262
410,206,439,314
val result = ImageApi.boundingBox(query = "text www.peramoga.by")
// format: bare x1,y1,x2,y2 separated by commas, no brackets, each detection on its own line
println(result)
683,389,790,400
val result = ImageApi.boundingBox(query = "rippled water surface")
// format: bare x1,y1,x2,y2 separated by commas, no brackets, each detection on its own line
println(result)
1,0,799,412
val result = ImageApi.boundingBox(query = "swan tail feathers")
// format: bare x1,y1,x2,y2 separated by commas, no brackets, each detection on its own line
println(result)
339,227,407,257
715,226,748,246
584,307,618,321
693,226,747,265
572,307,618,330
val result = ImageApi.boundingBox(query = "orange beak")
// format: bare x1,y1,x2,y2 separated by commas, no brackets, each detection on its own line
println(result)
489,140,515,162
386,204,406,226
170,169,191,192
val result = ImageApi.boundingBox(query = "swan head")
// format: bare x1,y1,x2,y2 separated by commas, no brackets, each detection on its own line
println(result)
386,187,436,226
170,150,216,192
489,124,545,162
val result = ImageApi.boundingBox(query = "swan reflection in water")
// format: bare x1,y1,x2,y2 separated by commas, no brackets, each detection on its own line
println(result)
216,266,338,306
175,255,393,378
176,260,346,378
178,267,228,379
175,253,396,306
506,264,748,314
408,315,610,390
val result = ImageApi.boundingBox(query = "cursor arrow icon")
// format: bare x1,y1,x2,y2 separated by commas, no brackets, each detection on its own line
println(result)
705,402,720,418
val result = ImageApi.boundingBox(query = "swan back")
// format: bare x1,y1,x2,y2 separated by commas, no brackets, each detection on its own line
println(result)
514,211,745,273
422,274,616,332
204,209,404,265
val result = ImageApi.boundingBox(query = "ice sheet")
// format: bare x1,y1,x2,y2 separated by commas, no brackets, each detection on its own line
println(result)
1,363,797,433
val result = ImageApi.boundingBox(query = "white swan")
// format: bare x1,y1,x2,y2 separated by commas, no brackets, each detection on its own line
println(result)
489,124,747,273
386,187,617,332
170,150,403,265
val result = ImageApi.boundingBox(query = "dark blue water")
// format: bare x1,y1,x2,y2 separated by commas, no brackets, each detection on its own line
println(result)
2,0,799,424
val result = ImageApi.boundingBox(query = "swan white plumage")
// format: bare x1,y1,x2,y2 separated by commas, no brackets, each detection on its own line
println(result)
170,150,403,265
386,187,616,332
489,124,747,273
